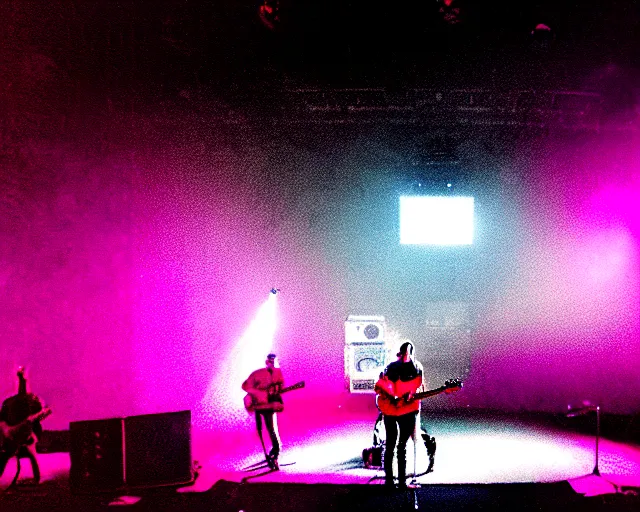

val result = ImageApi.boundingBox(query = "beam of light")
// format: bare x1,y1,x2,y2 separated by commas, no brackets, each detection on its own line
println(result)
200,292,278,429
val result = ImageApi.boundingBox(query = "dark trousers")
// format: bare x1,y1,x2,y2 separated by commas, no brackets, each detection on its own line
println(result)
255,410,281,458
383,412,417,486
0,443,40,484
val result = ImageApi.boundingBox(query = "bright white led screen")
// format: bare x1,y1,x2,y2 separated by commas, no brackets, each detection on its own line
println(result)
399,196,474,245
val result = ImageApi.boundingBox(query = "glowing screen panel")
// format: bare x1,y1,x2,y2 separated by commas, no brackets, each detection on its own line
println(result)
399,196,474,246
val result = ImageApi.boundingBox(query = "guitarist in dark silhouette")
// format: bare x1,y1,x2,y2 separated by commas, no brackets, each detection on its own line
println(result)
242,353,284,470
0,367,47,484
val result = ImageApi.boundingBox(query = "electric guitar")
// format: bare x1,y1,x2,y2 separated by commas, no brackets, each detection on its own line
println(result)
244,381,305,413
376,379,463,416
0,407,52,458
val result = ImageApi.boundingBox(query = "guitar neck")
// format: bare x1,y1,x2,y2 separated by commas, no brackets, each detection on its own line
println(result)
278,382,304,395
29,408,51,424
414,386,448,400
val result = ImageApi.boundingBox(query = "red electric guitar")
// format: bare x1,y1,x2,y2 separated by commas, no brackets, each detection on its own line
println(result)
243,381,305,413
376,379,463,416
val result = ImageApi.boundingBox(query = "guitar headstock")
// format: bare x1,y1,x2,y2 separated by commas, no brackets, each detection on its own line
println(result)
443,379,463,393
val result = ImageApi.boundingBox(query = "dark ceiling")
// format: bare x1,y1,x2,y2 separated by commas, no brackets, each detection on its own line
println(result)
2,0,638,90
1,0,638,144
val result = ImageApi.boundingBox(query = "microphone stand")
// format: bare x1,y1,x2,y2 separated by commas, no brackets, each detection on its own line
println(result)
594,406,600,477
409,421,420,510
566,405,600,476
566,405,621,494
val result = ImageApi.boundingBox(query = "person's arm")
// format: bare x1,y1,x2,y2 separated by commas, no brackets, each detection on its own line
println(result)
406,363,425,403
402,377,422,402
242,372,256,394
17,367,27,395
413,361,426,394
374,376,396,400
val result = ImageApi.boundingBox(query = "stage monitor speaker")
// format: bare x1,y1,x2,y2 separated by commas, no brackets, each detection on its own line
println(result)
69,417,125,493
124,410,193,488
345,343,389,393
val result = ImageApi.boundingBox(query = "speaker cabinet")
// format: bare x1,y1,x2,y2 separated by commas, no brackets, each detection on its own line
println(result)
124,410,193,488
345,315,386,344
345,343,389,393
70,418,125,493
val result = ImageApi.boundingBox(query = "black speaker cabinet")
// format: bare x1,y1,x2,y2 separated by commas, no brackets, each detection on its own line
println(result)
69,418,125,493
124,410,193,488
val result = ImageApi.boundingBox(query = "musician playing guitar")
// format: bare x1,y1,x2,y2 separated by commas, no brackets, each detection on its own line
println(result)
0,367,48,485
375,343,462,489
242,353,284,470
375,342,425,490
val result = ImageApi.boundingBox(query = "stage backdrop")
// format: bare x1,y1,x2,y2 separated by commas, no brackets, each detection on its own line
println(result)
1,121,639,431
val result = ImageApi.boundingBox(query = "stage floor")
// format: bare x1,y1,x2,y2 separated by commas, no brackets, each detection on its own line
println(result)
187,409,640,497
2,408,639,508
